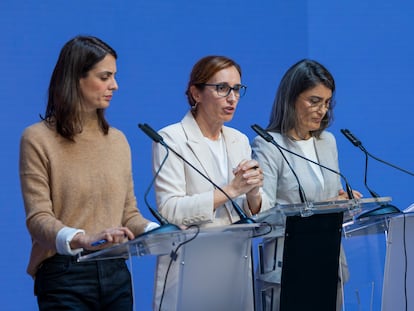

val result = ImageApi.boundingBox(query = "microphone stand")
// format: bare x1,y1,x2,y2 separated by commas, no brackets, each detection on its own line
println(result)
252,124,356,201
251,124,359,213
340,129,402,218
138,123,255,224
340,129,414,177
250,124,313,217
141,146,181,235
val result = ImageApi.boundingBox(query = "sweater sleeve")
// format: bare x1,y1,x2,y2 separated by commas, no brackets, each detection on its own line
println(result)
119,135,151,236
19,127,65,251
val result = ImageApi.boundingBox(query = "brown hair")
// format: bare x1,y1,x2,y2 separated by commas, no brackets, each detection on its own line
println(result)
185,55,242,109
267,59,335,138
42,35,117,141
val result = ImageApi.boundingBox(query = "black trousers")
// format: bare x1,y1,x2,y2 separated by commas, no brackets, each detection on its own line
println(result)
35,254,133,311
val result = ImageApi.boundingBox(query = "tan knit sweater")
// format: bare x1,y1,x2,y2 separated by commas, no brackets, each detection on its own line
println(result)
19,120,150,277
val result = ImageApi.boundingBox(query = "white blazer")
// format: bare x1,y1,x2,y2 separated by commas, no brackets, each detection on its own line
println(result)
151,111,270,311
153,111,270,227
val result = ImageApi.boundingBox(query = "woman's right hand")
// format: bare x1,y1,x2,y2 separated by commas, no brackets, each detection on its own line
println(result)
228,159,264,197
70,227,135,251
327,189,363,201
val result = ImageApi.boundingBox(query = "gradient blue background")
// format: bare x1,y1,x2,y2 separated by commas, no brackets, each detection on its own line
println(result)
1,1,413,310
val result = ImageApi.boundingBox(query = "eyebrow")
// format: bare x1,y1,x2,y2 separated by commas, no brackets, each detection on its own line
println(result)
308,95,331,101
96,70,116,77
214,82,242,86
100,71,115,75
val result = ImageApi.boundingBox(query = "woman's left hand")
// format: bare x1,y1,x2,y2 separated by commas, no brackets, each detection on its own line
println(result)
232,159,264,214
232,159,264,195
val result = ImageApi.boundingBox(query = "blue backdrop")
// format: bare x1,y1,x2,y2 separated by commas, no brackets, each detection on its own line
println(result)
1,1,413,310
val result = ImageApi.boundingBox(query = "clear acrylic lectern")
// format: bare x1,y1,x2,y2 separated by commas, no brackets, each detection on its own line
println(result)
381,212,414,311
341,197,401,310
78,223,270,311
252,197,396,311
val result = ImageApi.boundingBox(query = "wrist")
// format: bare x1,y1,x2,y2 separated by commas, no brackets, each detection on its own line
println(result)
247,191,262,214
223,186,240,200
56,227,85,256
69,232,85,249
247,188,261,199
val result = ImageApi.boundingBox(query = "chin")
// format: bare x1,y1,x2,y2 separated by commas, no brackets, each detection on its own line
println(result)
223,115,234,122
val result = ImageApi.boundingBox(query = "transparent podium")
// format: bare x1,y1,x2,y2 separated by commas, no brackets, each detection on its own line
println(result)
341,197,401,310
78,222,270,311
380,212,414,311
252,197,397,311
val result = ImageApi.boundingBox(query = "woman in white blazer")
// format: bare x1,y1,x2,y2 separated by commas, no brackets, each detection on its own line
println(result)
151,55,270,310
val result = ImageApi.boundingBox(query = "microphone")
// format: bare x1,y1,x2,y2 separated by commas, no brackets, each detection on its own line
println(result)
142,147,182,234
138,123,255,224
340,129,414,177
340,129,378,198
340,129,362,148
250,124,311,216
340,128,402,218
251,124,356,202
139,131,181,235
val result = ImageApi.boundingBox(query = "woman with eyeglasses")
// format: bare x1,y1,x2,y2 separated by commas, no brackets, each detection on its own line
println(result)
253,59,362,204
252,59,362,310
151,55,270,310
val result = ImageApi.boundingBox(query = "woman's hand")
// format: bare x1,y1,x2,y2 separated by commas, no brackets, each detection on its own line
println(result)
230,159,264,197
330,189,363,201
71,227,135,251
228,159,264,214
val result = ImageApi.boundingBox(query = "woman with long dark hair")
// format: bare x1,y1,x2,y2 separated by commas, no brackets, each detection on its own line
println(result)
19,35,157,310
252,59,362,310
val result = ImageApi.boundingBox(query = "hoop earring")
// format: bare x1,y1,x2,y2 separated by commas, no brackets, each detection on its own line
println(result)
191,102,198,111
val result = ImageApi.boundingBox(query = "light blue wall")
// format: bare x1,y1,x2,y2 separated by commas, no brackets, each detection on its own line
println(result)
1,1,412,310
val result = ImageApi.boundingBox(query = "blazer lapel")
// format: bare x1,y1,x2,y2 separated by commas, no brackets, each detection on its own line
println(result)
222,126,240,178
313,135,332,186
181,112,219,181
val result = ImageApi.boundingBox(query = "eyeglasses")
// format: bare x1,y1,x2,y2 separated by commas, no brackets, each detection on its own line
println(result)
198,83,247,98
301,96,331,111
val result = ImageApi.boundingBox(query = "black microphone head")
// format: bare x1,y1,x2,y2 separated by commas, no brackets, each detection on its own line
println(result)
140,124,253,225
138,123,164,143
340,128,362,147
139,126,181,235
252,125,310,206
251,124,273,142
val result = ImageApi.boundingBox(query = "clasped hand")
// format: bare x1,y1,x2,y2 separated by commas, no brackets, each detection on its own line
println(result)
230,159,264,197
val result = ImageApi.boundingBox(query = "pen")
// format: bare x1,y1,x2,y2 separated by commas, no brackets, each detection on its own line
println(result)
233,165,259,174
91,239,107,247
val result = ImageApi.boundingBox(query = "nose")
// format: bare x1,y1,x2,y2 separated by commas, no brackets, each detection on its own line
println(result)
226,89,237,101
316,103,329,113
110,77,119,91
